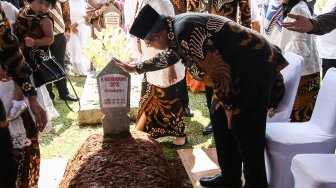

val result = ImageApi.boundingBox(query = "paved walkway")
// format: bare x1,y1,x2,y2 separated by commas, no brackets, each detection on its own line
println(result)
38,158,68,188
178,148,220,188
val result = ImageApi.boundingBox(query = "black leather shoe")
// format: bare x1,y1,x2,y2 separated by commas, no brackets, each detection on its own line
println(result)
199,174,242,187
202,123,213,135
183,107,194,117
60,94,79,101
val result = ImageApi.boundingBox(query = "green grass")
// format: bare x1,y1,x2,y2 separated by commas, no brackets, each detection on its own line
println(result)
39,76,215,160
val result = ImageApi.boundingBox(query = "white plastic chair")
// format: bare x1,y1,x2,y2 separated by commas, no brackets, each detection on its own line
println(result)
265,68,336,188
267,52,303,123
291,154,336,188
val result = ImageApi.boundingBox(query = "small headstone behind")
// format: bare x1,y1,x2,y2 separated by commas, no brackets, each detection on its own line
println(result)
102,3,122,28
97,59,130,135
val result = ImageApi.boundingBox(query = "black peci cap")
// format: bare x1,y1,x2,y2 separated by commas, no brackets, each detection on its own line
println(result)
129,4,160,39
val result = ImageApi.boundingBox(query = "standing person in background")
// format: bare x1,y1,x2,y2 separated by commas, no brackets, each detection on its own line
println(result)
0,3,47,187
133,0,188,147
86,0,121,38
260,0,320,122
67,0,91,76
124,0,137,34
47,0,78,102
314,0,336,78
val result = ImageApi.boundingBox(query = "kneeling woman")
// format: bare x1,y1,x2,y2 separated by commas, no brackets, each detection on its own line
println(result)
133,0,187,147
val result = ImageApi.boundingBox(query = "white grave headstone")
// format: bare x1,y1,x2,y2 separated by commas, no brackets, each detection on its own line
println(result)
97,59,130,135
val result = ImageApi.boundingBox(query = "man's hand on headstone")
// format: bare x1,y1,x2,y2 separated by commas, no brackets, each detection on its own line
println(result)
115,61,137,73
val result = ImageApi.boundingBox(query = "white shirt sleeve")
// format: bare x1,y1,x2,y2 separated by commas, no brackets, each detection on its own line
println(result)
251,0,260,22
0,1,18,30
151,0,175,16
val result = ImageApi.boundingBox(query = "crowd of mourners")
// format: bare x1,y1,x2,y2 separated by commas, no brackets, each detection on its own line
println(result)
1,0,335,187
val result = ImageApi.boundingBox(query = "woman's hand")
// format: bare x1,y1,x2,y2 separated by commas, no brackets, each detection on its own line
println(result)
24,37,35,47
71,22,79,34
28,96,47,132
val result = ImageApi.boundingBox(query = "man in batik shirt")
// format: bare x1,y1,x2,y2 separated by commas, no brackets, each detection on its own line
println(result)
0,4,47,187
118,5,287,188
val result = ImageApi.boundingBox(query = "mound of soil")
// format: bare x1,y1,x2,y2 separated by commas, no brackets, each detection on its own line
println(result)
59,131,188,188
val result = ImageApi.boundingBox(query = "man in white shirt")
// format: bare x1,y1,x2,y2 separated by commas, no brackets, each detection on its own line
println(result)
315,0,336,77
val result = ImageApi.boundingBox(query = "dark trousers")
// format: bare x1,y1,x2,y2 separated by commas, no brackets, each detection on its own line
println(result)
0,100,17,188
211,99,268,188
176,76,189,108
47,33,69,99
322,58,336,78
205,86,214,123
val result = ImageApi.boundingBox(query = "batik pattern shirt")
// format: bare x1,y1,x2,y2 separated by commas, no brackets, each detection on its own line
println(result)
186,0,208,12
170,0,187,14
309,7,336,35
209,0,251,28
136,14,287,114
0,4,36,97
16,7,53,70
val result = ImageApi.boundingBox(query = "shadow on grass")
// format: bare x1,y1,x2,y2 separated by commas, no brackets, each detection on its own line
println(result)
40,76,87,146
157,118,215,158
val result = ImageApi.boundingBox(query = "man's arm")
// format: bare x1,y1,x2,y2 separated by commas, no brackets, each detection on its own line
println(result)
282,8,336,35
116,48,180,74
135,48,180,74
309,7,336,35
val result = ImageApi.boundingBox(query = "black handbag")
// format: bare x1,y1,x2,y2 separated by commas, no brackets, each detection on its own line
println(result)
33,56,81,112
33,57,66,88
